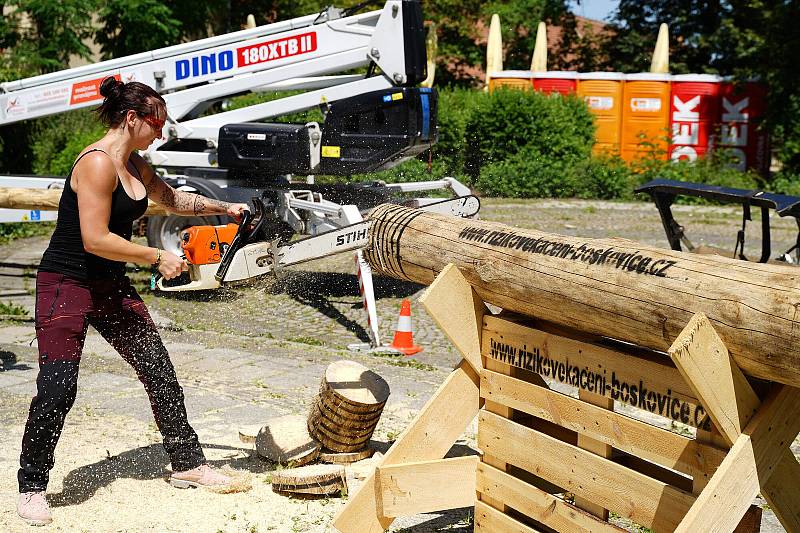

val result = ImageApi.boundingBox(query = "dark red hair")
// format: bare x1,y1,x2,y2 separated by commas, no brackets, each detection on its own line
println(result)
95,77,166,128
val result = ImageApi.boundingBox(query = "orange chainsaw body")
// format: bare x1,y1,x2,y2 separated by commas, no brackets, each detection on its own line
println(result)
181,223,239,265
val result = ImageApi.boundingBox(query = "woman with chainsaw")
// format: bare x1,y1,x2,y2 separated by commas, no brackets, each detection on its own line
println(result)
16,77,248,526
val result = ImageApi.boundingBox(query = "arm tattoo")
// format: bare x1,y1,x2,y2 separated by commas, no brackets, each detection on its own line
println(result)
193,195,203,216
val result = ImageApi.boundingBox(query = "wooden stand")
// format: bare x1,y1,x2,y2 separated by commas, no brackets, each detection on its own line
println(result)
332,264,800,533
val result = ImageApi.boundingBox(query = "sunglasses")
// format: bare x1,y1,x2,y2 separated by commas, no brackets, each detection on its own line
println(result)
140,113,166,131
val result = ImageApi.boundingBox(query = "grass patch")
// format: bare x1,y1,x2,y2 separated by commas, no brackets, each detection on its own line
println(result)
0,222,55,246
371,353,436,371
286,336,324,346
0,301,29,318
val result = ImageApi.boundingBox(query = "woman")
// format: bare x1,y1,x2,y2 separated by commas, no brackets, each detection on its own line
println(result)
17,77,248,526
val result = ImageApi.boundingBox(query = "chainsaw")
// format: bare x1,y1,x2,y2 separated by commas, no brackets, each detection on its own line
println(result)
157,195,480,292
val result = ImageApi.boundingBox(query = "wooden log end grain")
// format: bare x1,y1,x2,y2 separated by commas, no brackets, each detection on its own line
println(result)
271,464,347,496
255,414,321,465
322,360,390,408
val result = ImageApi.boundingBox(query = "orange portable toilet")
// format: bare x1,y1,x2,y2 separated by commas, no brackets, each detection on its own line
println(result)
532,71,578,95
621,73,671,162
577,72,624,155
488,70,534,92
669,74,722,162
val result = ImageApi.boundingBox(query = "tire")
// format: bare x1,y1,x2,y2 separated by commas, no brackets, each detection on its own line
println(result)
145,178,227,257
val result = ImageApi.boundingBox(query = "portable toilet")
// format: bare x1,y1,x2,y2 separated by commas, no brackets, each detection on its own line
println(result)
533,71,578,95
578,72,625,155
488,70,534,92
669,74,722,162
719,81,769,176
621,73,671,162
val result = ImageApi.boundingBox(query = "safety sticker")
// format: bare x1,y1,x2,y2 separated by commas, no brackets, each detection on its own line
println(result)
321,146,341,158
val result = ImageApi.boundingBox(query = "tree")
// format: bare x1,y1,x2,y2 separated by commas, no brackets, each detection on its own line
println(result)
12,0,97,73
95,0,181,59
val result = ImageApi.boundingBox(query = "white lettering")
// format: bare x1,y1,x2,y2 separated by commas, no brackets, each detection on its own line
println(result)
672,95,700,122
722,97,749,122
672,122,699,145
671,146,698,162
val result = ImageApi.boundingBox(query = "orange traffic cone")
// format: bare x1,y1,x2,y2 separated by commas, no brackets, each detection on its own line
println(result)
387,299,422,356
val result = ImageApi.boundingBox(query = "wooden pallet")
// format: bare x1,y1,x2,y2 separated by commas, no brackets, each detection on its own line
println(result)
332,264,800,533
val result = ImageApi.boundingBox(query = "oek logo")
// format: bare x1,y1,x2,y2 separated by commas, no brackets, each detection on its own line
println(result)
175,50,235,81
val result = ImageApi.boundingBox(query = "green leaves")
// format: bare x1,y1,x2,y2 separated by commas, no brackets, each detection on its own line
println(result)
95,0,181,59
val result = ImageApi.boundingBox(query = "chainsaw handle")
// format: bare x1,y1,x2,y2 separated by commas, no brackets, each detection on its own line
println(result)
215,208,253,283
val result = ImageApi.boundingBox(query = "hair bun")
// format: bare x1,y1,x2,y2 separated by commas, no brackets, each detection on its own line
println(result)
99,77,123,98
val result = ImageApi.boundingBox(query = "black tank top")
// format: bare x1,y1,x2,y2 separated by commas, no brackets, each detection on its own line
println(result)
39,149,149,280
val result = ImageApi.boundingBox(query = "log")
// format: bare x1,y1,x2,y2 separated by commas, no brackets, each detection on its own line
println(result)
0,187,169,216
364,204,800,387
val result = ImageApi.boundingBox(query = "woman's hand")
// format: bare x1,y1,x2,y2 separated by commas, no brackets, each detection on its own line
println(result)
227,203,249,222
158,250,188,280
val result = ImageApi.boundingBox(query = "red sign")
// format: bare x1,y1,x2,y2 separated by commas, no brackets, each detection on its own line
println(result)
237,32,317,68
70,74,120,106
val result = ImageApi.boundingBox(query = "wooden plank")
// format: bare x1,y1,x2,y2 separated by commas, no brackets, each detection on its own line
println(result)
668,314,800,532
674,386,800,532
419,263,485,373
331,361,480,533
475,500,542,533
477,462,626,533
478,410,696,531
693,421,727,493
480,370,726,478
481,356,514,512
376,456,478,517
668,313,759,447
482,315,710,429
575,389,613,520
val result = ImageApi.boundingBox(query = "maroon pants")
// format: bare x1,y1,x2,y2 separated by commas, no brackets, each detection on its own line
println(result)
18,271,204,492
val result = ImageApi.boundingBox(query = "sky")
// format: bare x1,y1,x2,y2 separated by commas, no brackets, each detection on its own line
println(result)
569,0,620,22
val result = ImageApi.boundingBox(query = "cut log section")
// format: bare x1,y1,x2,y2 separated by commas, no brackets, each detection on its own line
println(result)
238,424,262,444
271,464,347,496
308,360,389,453
322,360,390,408
364,203,800,388
314,397,382,429
318,389,385,416
310,402,381,432
255,414,321,465
320,447,375,464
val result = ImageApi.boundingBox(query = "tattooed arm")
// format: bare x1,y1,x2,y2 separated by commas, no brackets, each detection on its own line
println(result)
132,154,247,218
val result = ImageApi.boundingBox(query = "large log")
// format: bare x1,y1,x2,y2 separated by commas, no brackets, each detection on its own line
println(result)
364,204,800,388
0,187,168,216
